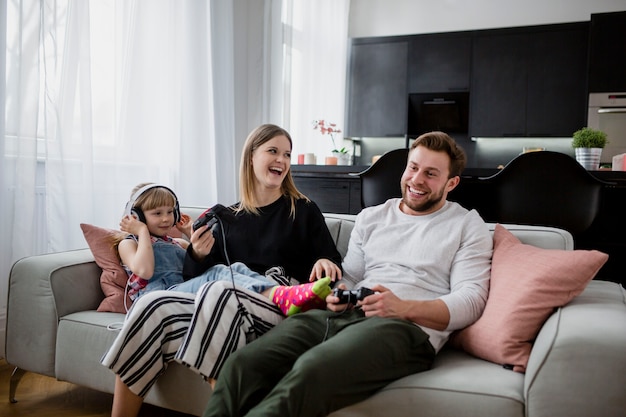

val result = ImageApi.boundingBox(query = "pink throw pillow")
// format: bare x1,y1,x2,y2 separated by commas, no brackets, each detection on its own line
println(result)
80,223,131,313
450,224,608,372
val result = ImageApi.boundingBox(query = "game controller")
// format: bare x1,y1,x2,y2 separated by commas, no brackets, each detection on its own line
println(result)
192,212,218,235
332,287,375,304
192,204,237,236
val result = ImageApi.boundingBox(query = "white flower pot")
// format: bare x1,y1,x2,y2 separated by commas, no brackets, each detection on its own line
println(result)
574,148,603,170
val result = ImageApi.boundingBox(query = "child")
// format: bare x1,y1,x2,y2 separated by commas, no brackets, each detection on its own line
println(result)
117,183,331,316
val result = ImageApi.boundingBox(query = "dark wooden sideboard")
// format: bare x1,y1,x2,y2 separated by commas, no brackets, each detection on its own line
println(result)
292,165,626,286
292,165,365,215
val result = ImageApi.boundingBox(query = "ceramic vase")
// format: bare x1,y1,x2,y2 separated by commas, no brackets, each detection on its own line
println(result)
332,151,352,166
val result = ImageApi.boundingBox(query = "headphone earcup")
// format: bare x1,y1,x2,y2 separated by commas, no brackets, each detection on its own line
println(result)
131,208,146,223
173,200,181,225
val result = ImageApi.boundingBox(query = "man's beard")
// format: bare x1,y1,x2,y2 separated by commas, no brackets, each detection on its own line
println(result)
401,184,445,213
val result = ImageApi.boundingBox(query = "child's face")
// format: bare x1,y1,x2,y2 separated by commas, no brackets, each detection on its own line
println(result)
143,205,176,236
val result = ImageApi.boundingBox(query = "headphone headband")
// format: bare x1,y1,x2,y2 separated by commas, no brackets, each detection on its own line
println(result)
124,184,181,225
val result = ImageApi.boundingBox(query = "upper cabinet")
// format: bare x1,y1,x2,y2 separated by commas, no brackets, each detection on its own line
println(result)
346,22,590,139
470,32,528,137
588,11,626,93
408,33,471,93
470,23,588,137
345,38,408,137
525,26,589,136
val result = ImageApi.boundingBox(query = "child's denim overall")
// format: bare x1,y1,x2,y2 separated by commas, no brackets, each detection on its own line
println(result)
128,236,186,300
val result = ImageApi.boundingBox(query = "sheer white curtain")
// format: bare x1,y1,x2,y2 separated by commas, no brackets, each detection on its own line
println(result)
3,0,225,246
278,0,351,160
1,0,240,355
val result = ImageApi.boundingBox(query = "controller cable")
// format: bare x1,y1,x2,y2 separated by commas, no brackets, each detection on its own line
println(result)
322,303,354,342
213,214,258,341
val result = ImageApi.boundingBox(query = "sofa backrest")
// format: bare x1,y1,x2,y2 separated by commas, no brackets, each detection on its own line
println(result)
183,206,208,221
323,214,357,258
487,223,573,251
321,217,574,259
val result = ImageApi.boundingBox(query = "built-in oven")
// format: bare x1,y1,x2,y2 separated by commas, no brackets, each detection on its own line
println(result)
407,92,470,138
588,92,626,165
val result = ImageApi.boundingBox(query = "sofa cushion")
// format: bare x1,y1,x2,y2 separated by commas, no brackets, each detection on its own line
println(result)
56,311,212,415
330,349,525,417
450,224,608,373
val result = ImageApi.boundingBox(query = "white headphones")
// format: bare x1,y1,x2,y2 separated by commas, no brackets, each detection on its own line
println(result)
123,184,181,225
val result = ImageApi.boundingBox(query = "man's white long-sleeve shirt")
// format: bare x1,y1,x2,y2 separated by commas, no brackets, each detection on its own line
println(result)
342,198,493,352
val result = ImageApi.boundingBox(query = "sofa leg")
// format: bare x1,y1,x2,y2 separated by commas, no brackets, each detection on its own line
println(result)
9,367,27,403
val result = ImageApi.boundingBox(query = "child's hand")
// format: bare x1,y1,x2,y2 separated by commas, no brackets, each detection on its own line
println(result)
176,213,193,238
120,214,147,236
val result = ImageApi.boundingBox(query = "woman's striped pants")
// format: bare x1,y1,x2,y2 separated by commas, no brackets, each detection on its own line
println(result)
101,280,284,397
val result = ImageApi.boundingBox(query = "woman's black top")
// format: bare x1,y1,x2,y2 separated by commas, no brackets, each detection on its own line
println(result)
183,196,342,284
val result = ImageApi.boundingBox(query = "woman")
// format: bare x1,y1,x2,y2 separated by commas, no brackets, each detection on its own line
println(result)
101,124,343,417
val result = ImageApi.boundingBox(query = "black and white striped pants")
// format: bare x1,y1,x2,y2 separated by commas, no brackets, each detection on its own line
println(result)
101,280,284,397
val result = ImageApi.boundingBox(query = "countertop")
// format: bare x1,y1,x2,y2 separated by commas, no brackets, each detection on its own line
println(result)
291,165,626,184
291,165,369,178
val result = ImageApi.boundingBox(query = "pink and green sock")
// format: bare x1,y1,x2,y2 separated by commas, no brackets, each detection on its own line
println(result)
271,276,332,316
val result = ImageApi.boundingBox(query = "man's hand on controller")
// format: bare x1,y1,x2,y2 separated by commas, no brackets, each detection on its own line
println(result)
359,284,409,319
326,284,377,312
326,283,349,312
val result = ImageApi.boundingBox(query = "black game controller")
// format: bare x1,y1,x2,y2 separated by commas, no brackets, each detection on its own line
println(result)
192,212,218,235
192,204,237,234
332,287,375,304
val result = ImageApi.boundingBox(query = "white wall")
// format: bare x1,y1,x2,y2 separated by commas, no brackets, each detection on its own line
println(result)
349,0,626,38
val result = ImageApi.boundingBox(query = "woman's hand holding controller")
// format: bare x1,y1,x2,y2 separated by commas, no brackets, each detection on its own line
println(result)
189,223,216,261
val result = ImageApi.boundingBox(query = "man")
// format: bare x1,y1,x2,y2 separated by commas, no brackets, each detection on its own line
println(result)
203,131,493,417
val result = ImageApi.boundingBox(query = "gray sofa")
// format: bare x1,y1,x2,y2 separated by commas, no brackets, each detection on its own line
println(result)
5,208,626,416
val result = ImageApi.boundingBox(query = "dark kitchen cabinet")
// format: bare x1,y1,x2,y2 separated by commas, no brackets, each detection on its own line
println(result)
470,32,528,137
525,26,589,135
470,23,588,137
295,178,352,213
408,33,471,93
291,166,366,215
346,38,408,137
588,11,626,93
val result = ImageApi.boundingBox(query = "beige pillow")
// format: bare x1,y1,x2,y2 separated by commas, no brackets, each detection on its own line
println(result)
450,224,608,372
80,223,131,313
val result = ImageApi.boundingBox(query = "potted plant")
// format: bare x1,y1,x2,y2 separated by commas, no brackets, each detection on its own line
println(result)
572,127,608,170
313,120,351,165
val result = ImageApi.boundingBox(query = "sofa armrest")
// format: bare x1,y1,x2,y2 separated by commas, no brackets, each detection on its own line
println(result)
5,249,102,377
524,280,626,417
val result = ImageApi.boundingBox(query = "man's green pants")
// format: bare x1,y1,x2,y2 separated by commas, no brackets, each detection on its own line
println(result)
203,308,436,417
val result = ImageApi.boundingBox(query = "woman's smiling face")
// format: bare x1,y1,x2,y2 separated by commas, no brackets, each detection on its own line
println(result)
251,134,292,192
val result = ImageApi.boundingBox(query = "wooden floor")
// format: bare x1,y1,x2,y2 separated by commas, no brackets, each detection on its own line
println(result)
0,359,195,417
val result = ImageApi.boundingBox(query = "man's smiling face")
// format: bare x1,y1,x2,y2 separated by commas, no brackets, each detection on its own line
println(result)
399,145,459,216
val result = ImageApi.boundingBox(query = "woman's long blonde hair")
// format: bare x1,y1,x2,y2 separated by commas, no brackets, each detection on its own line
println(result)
238,124,308,218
